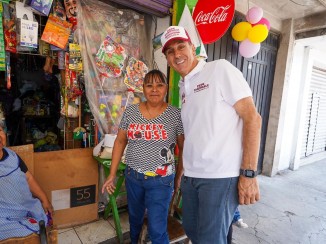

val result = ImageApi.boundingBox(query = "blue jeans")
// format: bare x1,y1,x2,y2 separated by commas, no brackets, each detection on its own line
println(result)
181,176,239,244
125,167,174,244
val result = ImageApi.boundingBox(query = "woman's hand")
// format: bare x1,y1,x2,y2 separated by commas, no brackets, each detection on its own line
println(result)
101,175,116,195
42,199,54,215
174,176,181,194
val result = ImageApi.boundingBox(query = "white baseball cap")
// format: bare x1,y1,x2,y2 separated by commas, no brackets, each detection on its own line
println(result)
161,26,191,53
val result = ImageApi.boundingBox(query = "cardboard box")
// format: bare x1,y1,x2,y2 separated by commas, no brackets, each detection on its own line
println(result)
34,148,99,228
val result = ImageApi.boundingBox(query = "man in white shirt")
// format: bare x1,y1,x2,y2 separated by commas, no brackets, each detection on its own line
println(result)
161,26,262,244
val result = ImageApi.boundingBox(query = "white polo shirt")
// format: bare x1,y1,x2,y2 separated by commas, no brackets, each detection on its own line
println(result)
179,59,252,178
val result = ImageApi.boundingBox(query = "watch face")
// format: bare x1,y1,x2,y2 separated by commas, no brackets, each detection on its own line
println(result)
246,170,254,177
241,169,256,178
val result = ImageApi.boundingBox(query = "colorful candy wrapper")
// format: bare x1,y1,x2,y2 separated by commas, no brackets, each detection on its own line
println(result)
124,57,148,93
95,35,127,78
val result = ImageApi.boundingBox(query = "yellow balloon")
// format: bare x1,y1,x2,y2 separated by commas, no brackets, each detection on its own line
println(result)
231,22,252,42
248,24,268,43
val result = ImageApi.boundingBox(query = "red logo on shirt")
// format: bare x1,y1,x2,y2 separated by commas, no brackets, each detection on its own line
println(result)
127,123,167,140
194,83,209,93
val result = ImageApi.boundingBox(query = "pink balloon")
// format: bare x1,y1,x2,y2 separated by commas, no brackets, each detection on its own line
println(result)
246,7,263,24
239,39,261,58
253,17,270,30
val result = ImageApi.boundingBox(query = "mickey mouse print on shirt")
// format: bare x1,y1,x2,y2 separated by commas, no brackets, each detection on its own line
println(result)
155,143,176,177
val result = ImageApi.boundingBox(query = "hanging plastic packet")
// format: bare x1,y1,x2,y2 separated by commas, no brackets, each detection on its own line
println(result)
124,57,148,93
2,3,17,54
5,52,11,89
95,35,127,78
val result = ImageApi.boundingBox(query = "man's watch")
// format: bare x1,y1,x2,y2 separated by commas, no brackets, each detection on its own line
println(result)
240,169,258,178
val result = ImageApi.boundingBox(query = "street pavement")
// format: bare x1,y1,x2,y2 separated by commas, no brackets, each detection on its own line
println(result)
232,159,326,244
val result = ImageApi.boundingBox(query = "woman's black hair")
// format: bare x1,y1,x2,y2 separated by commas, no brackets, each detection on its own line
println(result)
143,69,167,85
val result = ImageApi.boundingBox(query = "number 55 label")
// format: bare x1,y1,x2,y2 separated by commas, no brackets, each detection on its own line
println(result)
70,185,96,208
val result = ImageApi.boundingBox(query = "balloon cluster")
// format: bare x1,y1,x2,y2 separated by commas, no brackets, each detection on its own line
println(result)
231,7,270,58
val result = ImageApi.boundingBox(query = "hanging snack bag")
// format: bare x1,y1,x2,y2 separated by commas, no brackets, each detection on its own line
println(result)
19,19,39,48
41,14,72,49
124,57,148,93
69,43,82,71
3,3,17,53
95,35,127,78
53,0,66,20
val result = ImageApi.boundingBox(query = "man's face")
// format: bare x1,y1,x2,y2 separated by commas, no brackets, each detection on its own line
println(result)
164,40,198,78
0,126,6,150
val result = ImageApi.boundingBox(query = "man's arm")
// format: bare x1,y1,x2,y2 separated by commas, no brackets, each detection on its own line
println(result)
234,96,262,205
26,171,54,215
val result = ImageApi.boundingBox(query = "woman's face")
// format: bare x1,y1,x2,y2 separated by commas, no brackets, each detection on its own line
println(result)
143,75,167,104
0,126,6,150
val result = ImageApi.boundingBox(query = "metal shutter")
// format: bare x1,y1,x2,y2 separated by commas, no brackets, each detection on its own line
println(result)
301,66,326,158
105,0,172,17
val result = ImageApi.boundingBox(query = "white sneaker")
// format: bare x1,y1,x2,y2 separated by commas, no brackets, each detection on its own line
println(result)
233,219,248,228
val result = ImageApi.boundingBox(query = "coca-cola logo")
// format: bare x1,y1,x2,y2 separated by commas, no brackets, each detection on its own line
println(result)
193,0,235,44
195,5,231,25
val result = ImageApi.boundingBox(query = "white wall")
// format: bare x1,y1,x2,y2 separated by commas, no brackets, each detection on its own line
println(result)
278,43,306,170
278,36,326,171
294,46,326,167
152,16,170,76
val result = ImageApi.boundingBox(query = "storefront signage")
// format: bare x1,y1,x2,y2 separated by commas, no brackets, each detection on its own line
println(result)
192,0,235,44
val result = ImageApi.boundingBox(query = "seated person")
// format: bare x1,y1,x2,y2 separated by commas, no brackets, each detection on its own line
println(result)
0,122,54,240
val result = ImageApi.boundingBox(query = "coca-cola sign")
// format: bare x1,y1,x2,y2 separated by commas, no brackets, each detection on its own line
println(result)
193,0,235,44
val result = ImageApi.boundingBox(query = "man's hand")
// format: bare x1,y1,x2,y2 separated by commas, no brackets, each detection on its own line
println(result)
238,176,260,205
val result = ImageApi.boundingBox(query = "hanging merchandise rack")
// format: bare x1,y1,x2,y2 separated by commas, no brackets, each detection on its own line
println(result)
76,0,152,137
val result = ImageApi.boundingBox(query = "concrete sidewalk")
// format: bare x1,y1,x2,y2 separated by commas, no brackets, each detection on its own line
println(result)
232,159,326,244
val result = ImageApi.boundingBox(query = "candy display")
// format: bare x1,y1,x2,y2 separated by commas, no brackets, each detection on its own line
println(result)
0,0,152,151
77,0,151,135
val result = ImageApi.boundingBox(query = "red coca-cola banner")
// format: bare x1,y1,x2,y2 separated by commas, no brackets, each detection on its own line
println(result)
192,0,235,44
